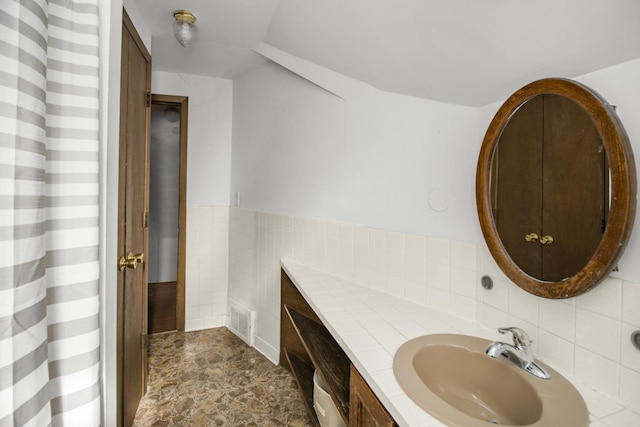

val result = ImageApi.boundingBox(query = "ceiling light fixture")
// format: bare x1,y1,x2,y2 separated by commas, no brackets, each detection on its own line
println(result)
172,10,197,47
163,106,180,123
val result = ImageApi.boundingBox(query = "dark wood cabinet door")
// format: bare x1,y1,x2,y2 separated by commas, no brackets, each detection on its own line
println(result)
493,94,607,282
349,366,397,427
543,94,607,281
494,95,544,278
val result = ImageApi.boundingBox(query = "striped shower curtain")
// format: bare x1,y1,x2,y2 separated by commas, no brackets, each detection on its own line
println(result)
0,0,101,426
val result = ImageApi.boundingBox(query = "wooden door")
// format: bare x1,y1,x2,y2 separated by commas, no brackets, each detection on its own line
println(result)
118,10,151,427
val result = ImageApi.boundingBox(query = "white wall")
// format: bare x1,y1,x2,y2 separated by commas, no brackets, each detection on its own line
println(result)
122,0,151,50
185,206,229,331
232,56,640,285
151,71,233,207
150,71,233,330
231,62,347,218
230,55,484,358
231,60,480,242
229,54,640,416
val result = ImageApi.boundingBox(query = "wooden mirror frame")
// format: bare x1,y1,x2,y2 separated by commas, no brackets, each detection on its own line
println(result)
476,78,636,298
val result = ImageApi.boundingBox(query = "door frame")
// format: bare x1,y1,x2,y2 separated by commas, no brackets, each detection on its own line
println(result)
117,9,151,426
150,94,188,331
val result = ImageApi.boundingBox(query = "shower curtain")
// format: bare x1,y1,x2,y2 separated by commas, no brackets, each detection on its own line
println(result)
0,0,101,425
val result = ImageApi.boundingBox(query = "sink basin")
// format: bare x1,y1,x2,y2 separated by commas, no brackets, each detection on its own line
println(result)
393,334,588,427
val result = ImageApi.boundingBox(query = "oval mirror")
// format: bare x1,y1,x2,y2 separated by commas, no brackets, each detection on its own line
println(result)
476,78,636,298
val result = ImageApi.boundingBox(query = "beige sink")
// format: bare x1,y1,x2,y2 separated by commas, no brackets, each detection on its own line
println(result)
393,334,588,427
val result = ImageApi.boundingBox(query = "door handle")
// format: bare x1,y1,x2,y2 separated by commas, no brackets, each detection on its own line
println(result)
524,233,539,242
539,235,554,245
118,252,144,271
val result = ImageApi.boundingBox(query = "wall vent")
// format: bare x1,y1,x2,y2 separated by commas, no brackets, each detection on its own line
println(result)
228,300,255,346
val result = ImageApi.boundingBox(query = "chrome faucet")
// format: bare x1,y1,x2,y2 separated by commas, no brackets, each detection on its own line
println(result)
486,327,551,380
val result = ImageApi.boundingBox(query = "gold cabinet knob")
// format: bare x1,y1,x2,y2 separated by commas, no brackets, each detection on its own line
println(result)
525,233,539,242
118,251,144,271
540,235,554,245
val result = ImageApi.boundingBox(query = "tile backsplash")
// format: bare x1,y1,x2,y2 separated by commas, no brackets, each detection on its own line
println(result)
185,206,229,331
228,207,640,413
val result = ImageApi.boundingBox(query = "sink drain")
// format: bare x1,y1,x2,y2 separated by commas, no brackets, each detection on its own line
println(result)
488,420,501,425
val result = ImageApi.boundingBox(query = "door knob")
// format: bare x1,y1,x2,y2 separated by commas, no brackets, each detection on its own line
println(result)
524,233,539,242
118,252,144,271
540,235,554,245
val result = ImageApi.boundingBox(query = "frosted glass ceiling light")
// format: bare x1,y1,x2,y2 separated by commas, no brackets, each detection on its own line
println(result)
173,10,197,47
163,106,180,122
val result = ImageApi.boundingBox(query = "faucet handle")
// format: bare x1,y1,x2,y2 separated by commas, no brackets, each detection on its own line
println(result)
498,327,532,348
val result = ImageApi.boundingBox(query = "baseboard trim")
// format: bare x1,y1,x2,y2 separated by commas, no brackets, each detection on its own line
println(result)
253,335,279,365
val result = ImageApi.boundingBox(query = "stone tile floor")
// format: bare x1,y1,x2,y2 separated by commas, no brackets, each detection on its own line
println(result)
133,327,313,426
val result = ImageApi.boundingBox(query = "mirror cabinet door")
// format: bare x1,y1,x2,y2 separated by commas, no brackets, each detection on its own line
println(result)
492,94,608,282
477,78,636,298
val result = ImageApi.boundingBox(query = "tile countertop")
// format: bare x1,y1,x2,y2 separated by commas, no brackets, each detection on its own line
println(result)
280,259,638,427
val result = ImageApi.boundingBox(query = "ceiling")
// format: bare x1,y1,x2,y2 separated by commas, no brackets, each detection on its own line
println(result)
132,0,640,106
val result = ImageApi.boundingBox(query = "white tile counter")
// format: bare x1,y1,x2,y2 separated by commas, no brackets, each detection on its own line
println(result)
282,259,486,426
280,259,640,427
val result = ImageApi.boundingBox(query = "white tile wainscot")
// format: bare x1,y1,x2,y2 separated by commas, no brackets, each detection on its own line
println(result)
280,260,640,427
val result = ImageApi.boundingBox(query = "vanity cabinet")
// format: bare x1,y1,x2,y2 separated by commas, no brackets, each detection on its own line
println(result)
280,269,397,427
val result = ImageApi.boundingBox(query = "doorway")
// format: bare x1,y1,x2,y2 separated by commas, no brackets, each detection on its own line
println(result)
147,95,188,334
